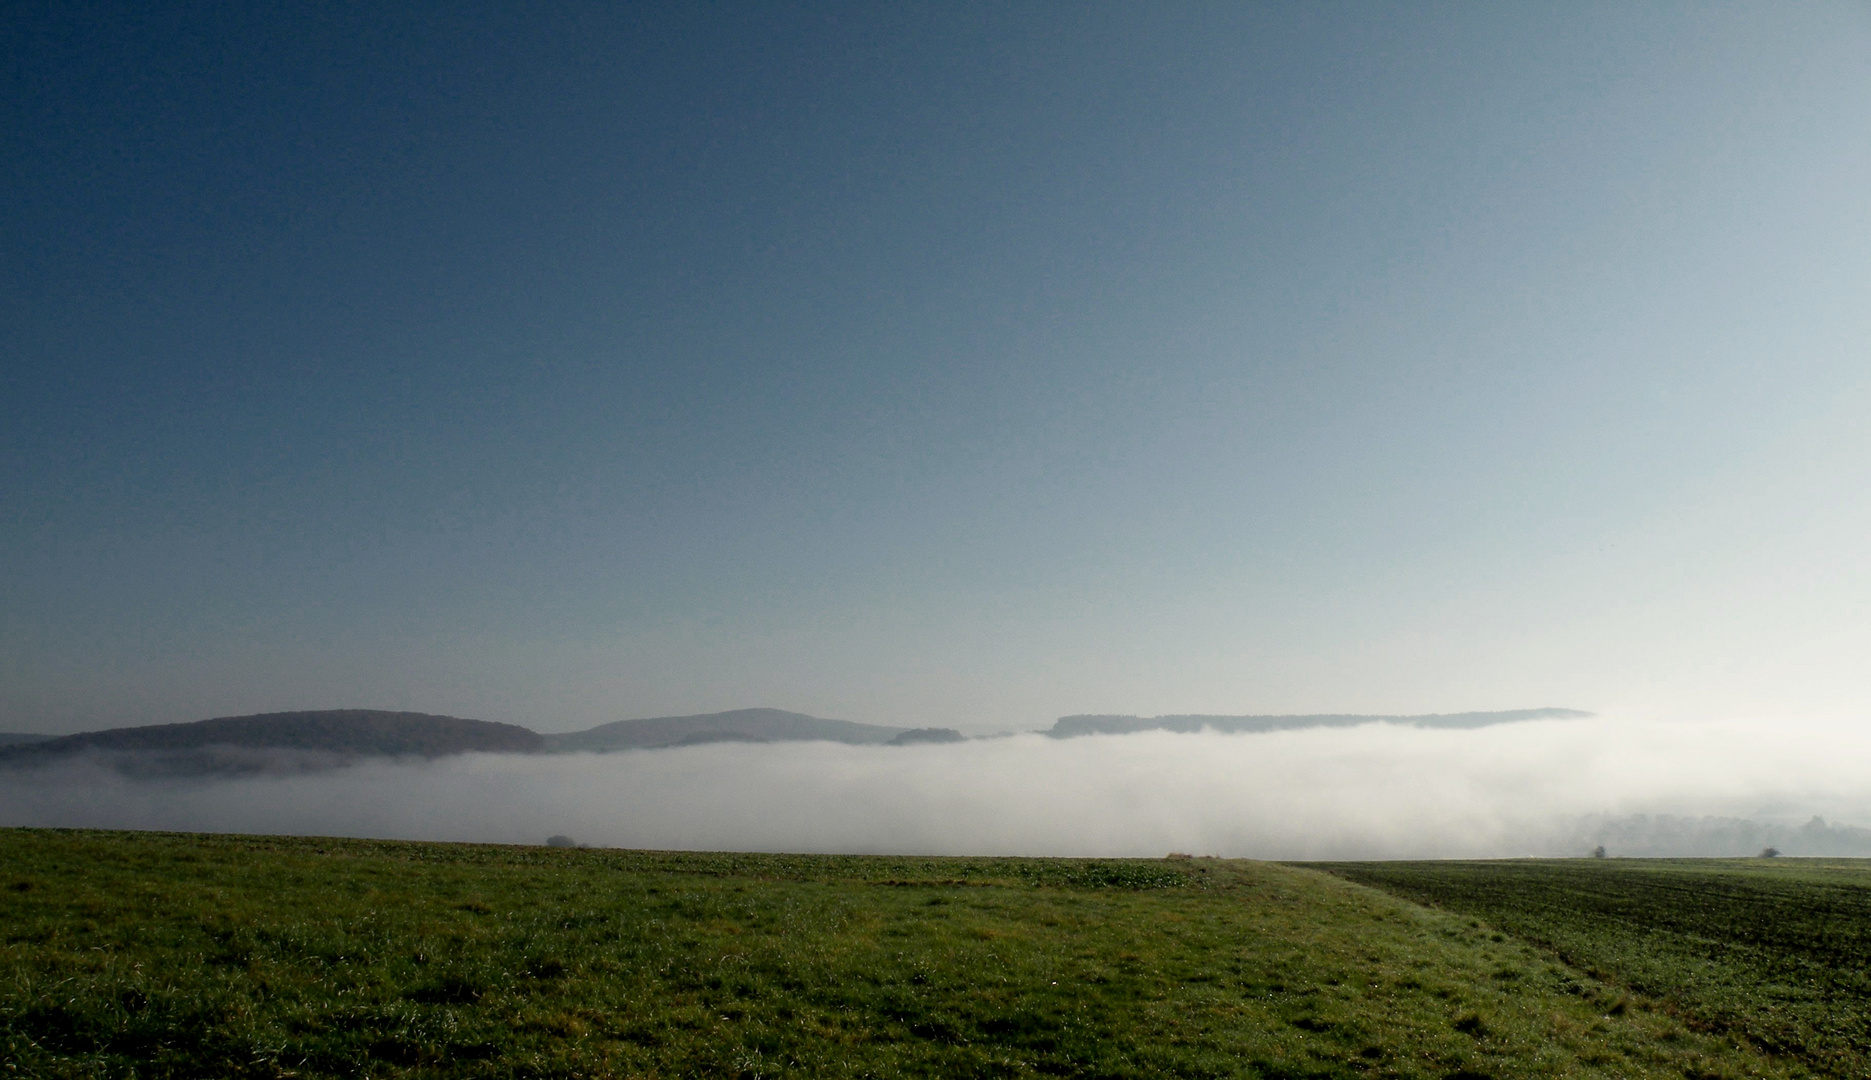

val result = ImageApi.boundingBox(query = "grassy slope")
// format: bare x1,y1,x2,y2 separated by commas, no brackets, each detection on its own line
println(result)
1318,859,1871,1079
1,830,1795,1080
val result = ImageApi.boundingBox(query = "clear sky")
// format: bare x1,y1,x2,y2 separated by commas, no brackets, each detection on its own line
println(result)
4,3,1868,735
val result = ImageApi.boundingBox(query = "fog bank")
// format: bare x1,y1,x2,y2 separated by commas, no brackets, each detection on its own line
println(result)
4,714,1870,859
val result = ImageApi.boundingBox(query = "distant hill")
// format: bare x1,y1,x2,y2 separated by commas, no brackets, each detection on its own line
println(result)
0,710,542,772
889,727,967,746
544,709,908,752
0,705,1594,776
0,707,912,773
1047,708,1591,738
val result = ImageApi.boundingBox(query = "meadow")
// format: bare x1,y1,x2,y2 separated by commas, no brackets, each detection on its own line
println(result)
1321,858,1871,1079
0,828,1841,1079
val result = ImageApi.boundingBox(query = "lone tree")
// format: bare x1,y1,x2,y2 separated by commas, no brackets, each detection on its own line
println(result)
1759,846,1780,858
1591,845,1607,859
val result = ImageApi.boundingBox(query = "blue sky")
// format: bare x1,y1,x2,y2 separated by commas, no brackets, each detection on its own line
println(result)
4,2,1868,733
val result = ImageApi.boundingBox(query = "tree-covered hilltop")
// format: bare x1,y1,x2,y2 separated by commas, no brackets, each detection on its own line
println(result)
542,708,908,752
0,707,914,773
0,710,542,767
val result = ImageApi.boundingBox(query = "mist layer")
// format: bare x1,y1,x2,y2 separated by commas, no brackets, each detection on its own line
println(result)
3,715,1868,859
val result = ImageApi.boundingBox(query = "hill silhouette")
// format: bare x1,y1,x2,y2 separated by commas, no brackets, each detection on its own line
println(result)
889,727,968,745
543,708,907,752
0,708,908,773
1047,708,1590,738
0,710,541,773
0,706,1595,777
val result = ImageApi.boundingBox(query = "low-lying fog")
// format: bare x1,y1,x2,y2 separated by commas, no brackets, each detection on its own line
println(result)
5,714,1871,859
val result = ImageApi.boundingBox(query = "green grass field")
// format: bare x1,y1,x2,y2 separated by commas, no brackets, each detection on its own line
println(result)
0,829,1851,1079
1319,859,1871,1079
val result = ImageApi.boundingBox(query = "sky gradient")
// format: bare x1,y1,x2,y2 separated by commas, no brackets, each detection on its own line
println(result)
5,2,1869,734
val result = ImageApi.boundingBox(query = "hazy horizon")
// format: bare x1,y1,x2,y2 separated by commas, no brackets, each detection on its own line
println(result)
6,713,1871,859
0,703,1593,740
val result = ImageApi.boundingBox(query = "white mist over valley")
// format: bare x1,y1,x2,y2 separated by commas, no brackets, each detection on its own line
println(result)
6,712,1869,860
